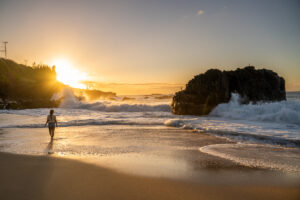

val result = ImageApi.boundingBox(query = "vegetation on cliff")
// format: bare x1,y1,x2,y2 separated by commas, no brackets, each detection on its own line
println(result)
0,58,62,108
0,58,116,109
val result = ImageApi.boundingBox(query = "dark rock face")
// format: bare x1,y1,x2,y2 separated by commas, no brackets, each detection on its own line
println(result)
171,66,286,115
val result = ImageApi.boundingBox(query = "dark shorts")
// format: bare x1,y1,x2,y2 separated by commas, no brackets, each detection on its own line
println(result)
48,122,55,128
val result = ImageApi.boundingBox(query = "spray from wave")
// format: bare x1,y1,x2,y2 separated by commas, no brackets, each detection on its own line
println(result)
210,93,300,125
164,93,300,146
53,88,171,112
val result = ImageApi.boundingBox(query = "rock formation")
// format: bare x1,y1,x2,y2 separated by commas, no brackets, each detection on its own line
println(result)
171,66,286,115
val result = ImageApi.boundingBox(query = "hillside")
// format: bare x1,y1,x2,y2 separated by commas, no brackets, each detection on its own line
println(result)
0,58,116,109
0,58,62,108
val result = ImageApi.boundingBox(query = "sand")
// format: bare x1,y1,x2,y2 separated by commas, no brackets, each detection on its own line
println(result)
0,152,299,200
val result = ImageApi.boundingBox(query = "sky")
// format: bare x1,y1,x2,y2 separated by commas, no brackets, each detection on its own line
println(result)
0,0,300,91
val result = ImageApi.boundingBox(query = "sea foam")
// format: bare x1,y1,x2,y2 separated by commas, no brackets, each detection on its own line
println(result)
165,94,300,146
200,143,300,173
210,93,300,125
57,88,171,112
1,92,299,146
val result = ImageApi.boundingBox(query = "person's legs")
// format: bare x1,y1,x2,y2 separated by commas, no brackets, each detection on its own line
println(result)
50,127,55,138
48,127,52,136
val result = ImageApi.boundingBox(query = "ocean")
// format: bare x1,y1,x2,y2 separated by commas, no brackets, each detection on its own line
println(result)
0,90,300,177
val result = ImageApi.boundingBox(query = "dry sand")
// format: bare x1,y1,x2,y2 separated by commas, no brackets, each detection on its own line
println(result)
0,152,299,200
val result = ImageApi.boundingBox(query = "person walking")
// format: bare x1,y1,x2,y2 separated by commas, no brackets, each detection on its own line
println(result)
45,109,57,138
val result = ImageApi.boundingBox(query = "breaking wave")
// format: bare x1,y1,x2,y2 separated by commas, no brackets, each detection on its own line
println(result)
61,100,171,112
210,93,300,125
2,91,299,147
164,94,300,147
57,88,171,112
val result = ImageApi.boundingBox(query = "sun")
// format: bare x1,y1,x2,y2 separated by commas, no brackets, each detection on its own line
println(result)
51,59,87,89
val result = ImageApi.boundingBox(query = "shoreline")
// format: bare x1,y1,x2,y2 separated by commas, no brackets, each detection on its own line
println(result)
1,151,300,200
1,126,300,199
0,126,262,173
1,126,300,174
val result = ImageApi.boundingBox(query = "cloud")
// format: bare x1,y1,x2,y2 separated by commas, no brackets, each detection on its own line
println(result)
197,10,204,16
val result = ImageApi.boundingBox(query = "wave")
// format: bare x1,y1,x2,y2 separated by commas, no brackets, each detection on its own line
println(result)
61,101,171,112
164,94,300,147
200,144,300,173
2,119,164,129
57,88,171,112
164,118,300,147
210,93,300,125
2,91,299,147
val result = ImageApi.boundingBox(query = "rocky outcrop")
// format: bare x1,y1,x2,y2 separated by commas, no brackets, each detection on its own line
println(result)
171,66,286,115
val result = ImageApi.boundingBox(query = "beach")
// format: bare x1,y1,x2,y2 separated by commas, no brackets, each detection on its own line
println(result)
1,149,300,200
0,149,300,199
1,127,300,200
1,0,300,199
1,93,300,199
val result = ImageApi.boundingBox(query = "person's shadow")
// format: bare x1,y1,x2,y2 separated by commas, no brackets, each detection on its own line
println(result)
47,138,54,155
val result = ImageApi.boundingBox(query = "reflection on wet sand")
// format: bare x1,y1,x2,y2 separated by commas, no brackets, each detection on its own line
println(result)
47,138,54,155
1,126,300,185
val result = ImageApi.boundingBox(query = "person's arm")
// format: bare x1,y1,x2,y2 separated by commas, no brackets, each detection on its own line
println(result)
45,116,49,127
55,116,58,127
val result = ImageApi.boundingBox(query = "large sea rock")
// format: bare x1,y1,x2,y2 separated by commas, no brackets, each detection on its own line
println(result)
171,66,286,115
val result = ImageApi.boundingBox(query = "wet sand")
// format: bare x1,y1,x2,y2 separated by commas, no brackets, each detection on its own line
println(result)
0,152,300,200
1,127,300,199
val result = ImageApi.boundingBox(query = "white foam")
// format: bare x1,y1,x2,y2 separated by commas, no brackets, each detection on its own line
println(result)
210,93,300,125
164,94,300,146
200,143,300,173
58,88,171,112
1,93,300,147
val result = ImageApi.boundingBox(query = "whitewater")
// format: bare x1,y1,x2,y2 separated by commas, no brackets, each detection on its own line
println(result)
1,91,299,146
0,91,300,174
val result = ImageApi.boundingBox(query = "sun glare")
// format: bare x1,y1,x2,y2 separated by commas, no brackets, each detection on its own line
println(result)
51,59,87,89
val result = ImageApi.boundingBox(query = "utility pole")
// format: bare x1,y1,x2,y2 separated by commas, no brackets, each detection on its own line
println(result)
1,41,8,58
3,41,8,58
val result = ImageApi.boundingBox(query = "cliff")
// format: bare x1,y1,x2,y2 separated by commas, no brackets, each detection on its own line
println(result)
0,58,62,109
0,58,116,109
